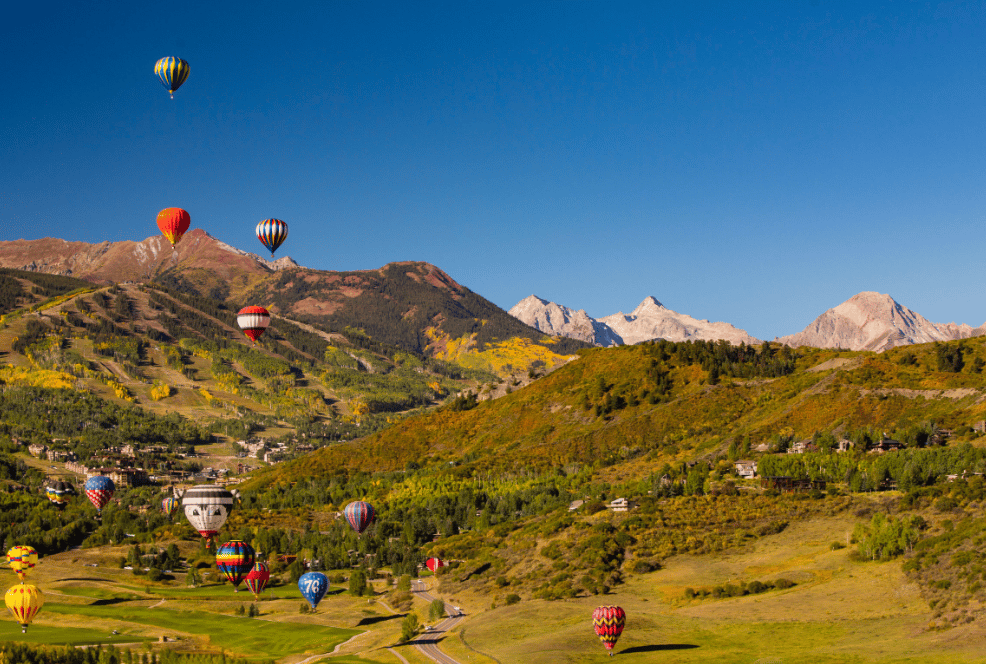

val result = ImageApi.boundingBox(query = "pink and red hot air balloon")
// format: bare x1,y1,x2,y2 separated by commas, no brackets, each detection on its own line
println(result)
592,605,626,656
244,562,270,600
425,557,444,573
343,501,375,535
237,306,271,344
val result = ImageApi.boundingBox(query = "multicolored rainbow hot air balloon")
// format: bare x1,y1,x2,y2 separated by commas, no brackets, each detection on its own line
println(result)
236,306,271,344
298,571,328,611
244,562,270,600
156,207,191,248
182,485,235,543
154,57,190,99
84,475,115,516
6,546,38,583
425,557,444,573
162,496,180,519
45,480,75,509
216,540,256,591
592,605,626,655
343,501,375,535
256,219,288,257
5,584,43,633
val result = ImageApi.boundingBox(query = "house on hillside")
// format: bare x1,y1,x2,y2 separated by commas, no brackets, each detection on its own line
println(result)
787,440,818,454
761,476,826,492
836,439,854,452
734,460,757,479
607,498,637,512
867,438,905,454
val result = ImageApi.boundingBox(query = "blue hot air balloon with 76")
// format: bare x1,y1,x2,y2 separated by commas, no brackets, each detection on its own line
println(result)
298,571,328,611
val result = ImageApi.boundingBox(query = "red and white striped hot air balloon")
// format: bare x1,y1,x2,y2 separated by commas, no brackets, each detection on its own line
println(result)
236,306,271,344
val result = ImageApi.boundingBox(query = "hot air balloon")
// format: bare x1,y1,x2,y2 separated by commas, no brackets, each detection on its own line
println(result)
236,306,271,344
45,480,75,508
256,219,288,257
298,571,328,611
216,540,256,591
162,496,179,519
84,475,115,516
182,485,235,543
156,207,191,248
425,557,444,573
244,562,270,600
154,57,190,99
592,605,626,656
7,546,38,583
5,584,43,633
344,501,375,535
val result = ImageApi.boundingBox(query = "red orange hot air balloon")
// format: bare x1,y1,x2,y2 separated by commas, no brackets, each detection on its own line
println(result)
157,208,190,248
592,605,626,656
237,306,271,344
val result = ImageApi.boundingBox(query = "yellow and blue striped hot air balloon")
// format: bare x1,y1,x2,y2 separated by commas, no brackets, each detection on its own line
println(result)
216,540,255,591
7,546,38,583
154,57,190,99
256,219,289,258
5,583,44,633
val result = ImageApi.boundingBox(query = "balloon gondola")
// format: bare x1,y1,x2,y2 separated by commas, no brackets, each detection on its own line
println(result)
592,605,626,656
256,219,288,258
154,57,190,99
236,306,271,344
5,584,43,633
343,501,375,536
216,540,256,592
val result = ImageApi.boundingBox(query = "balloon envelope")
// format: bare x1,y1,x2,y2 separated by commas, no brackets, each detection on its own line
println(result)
156,208,191,247
425,557,444,573
182,485,235,540
244,562,270,599
154,57,190,98
256,219,288,257
298,571,328,610
45,480,74,508
7,546,38,583
5,584,43,633
84,475,115,513
216,540,256,589
237,306,271,344
344,501,375,535
592,605,626,652
162,496,179,519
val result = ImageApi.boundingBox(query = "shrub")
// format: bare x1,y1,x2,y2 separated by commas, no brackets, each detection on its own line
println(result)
505,594,521,605
774,578,795,589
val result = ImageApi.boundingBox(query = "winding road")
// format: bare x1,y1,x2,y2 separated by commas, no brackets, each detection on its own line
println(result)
409,580,465,664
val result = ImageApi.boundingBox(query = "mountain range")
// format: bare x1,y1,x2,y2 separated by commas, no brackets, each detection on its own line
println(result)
1,233,984,354
509,292,986,352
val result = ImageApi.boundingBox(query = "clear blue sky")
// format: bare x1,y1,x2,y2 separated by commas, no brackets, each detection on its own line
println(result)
4,1,986,340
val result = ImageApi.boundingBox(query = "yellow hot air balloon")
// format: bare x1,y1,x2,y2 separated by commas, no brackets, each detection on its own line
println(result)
7,546,38,583
5,584,43,633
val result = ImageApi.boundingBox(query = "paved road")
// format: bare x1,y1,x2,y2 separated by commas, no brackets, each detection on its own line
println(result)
410,580,465,664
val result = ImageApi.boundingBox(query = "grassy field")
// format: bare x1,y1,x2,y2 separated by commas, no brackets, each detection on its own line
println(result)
441,514,986,664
